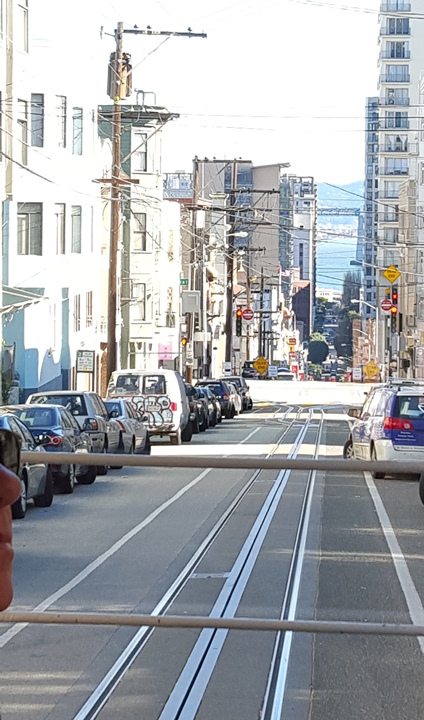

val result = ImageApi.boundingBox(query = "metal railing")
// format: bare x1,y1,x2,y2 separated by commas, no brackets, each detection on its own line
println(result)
4,449,424,641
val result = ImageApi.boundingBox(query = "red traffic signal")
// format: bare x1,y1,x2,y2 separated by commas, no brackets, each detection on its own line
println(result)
236,308,243,318
391,287,398,305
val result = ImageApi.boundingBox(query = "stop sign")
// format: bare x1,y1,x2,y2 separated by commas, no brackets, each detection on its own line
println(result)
242,308,254,322
381,298,393,313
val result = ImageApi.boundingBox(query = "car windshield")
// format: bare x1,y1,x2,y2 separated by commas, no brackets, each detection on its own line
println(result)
199,383,223,396
393,395,424,420
115,375,141,394
13,407,58,428
30,395,87,415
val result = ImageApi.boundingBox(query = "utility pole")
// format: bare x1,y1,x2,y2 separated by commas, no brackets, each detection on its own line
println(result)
225,161,238,364
104,24,206,386
258,267,265,357
106,21,124,386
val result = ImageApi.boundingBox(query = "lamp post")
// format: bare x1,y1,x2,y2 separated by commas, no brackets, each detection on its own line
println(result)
351,299,378,366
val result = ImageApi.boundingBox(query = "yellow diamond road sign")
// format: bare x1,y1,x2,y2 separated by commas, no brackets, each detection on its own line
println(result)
363,360,380,380
383,265,401,284
253,356,269,376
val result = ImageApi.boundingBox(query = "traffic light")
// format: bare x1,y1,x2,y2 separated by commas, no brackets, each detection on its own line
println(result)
181,337,188,347
391,286,398,333
236,308,242,337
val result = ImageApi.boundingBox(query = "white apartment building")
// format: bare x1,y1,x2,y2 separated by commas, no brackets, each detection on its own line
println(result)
98,105,181,373
376,0,424,373
1,0,110,398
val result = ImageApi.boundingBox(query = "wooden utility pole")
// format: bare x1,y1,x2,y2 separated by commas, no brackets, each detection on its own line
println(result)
106,21,124,385
225,161,238,364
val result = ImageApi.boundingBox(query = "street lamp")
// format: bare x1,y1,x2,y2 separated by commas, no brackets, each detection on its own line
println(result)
351,298,378,365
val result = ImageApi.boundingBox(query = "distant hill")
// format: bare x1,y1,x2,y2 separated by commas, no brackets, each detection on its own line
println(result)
317,181,363,209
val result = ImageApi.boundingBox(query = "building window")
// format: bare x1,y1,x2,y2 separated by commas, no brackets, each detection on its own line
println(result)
386,17,410,35
17,203,42,255
30,94,44,147
74,295,81,332
72,107,83,155
385,111,408,129
132,212,147,251
56,96,67,148
17,99,28,165
17,0,28,52
86,291,92,327
385,64,409,82
132,132,147,171
71,206,82,253
55,203,65,254
385,157,408,175
131,282,146,320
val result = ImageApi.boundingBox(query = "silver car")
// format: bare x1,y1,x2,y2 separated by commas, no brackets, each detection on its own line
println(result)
104,399,151,455
26,390,120,475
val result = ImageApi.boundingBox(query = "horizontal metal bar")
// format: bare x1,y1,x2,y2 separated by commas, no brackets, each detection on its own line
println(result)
0,611,422,638
20,451,424,475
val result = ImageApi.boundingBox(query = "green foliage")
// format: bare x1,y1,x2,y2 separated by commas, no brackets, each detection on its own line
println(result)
333,309,360,358
308,333,329,364
1,372,12,404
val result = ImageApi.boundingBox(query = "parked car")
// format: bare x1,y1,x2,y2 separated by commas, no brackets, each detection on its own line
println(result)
103,399,150,455
0,411,53,518
184,383,203,434
242,361,259,379
6,404,96,493
107,369,192,444
220,376,253,411
195,387,217,429
348,378,424,478
195,380,234,419
277,367,296,381
26,390,121,476
228,382,242,415
202,387,222,425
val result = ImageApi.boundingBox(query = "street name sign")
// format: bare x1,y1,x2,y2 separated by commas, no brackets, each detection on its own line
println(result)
383,265,401,284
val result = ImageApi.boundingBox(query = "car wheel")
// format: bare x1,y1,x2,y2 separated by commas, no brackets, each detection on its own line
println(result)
343,438,354,460
210,411,217,428
33,467,54,507
12,476,27,519
182,422,193,443
141,434,151,455
76,464,97,485
97,444,108,476
371,446,385,479
248,400,253,410
57,464,76,494
199,415,207,432
419,474,424,505
192,415,200,434
170,429,182,445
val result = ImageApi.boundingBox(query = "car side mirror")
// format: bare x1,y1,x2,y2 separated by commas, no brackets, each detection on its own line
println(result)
83,418,97,431
108,410,120,419
347,408,361,419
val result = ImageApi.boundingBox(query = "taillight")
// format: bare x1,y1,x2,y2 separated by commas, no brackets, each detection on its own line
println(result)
171,402,177,412
223,394,228,400
116,420,126,432
49,436,63,446
383,417,414,431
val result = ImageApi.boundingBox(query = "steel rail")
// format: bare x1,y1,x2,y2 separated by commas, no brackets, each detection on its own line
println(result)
262,410,324,720
71,415,306,720
157,419,319,720
0,611,422,638
21,451,424,475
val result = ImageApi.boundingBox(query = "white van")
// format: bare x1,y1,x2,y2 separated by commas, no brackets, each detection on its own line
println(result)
107,369,192,445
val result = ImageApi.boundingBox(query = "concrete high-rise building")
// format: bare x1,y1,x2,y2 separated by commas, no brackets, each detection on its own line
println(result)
362,98,379,323
376,1,420,374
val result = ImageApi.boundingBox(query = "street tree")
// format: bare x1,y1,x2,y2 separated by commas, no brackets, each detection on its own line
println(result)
308,332,329,364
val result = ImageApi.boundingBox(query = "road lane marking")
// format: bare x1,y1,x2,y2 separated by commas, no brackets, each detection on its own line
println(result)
0,424,267,649
364,472,424,654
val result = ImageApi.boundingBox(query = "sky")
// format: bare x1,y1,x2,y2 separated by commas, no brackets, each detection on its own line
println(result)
35,0,381,185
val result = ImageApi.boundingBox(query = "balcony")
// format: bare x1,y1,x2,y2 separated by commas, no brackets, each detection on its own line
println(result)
380,1,411,10
380,50,411,60
381,97,410,106
379,143,408,152
380,74,410,83
380,167,408,176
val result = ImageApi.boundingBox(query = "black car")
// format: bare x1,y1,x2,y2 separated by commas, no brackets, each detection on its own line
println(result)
184,383,204,434
220,376,253,411
195,387,216,429
196,380,234,419
202,387,222,425
241,362,259,379
6,404,97,493
0,412,53,518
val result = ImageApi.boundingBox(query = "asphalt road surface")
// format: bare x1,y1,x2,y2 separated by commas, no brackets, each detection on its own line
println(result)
1,380,424,720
